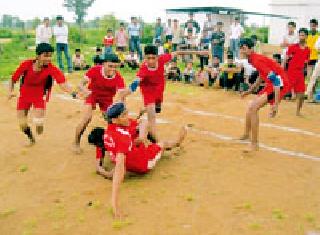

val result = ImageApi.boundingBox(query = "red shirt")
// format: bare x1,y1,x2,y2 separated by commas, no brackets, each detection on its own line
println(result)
103,36,114,47
12,60,65,100
137,53,172,88
248,53,289,89
85,66,125,102
287,43,310,70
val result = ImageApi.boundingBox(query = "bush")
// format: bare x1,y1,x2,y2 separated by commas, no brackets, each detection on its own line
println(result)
0,29,13,38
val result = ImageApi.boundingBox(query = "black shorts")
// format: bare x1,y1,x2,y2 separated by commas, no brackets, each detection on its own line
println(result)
308,60,318,66
116,46,126,52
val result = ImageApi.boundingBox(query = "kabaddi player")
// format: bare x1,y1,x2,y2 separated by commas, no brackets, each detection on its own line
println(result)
286,28,310,116
73,54,126,154
118,44,207,142
88,102,187,219
239,38,290,151
8,43,74,145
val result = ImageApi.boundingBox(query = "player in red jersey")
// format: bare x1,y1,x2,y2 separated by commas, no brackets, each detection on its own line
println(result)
88,102,187,219
286,28,310,116
74,54,126,154
8,43,74,145
239,38,290,151
118,44,207,142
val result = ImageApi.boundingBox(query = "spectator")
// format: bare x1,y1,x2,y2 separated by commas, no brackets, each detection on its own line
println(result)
115,22,128,67
103,28,114,56
307,34,320,100
165,19,173,42
53,15,72,73
211,21,225,63
128,16,143,61
172,19,183,51
35,17,52,45
219,51,242,90
306,19,319,76
207,56,221,87
166,59,181,82
203,13,215,38
125,51,139,70
229,16,244,59
163,38,173,53
184,12,200,36
199,30,210,69
72,49,89,71
154,17,164,43
183,61,195,83
93,47,103,65
251,35,262,54
155,39,164,55
195,68,208,87
281,21,298,66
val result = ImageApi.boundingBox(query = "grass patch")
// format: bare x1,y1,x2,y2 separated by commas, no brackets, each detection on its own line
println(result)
0,208,16,219
272,209,287,220
19,165,28,172
112,219,133,229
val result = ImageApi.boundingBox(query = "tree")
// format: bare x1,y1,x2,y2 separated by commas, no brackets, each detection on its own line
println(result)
63,0,95,25
63,0,95,45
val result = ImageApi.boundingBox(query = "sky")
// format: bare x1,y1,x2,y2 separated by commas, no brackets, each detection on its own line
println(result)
0,0,271,23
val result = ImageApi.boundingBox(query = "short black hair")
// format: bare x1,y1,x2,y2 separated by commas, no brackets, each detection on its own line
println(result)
288,21,296,27
250,34,258,40
144,44,158,56
310,19,318,25
107,28,113,32
227,50,233,59
56,15,63,20
96,47,102,52
217,21,223,26
299,27,309,36
103,53,120,63
88,127,105,148
36,43,54,55
75,48,81,52
239,38,254,49
120,22,125,26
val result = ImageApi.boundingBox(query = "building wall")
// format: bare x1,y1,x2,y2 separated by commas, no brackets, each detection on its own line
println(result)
269,0,320,45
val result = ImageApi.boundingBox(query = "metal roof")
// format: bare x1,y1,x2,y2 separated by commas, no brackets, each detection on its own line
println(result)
166,6,292,19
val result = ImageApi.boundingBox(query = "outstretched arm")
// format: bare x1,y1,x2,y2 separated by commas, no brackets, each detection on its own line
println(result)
241,77,262,98
112,153,126,219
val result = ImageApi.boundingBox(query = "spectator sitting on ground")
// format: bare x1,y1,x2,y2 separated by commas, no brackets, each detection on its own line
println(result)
195,68,208,87
72,49,89,71
163,38,173,53
125,51,139,70
183,61,195,83
251,35,262,54
206,56,221,87
199,30,210,69
219,51,242,90
93,47,103,65
166,59,181,82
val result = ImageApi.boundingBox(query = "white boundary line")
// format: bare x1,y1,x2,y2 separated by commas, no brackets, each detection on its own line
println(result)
183,108,320,138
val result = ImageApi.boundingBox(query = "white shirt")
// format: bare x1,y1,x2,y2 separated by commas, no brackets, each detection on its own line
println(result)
128,23,141,37
53,24,69,44
165,26,173,36
230,23,244,40
235,58,256,76
36,24,52,44
282,33,298,58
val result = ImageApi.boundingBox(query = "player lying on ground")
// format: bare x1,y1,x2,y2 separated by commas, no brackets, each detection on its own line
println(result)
73,54,126,154
8,43,75,145
88,102,187,219
239,38,290,151
117,44,207,142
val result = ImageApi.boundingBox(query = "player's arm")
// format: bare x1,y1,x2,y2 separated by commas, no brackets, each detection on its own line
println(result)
114,76,141,102
112,152,126,219
8,62,28,99
77,75,91,98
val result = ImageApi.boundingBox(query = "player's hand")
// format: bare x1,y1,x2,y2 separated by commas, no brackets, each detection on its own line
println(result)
81,89,92,99
134,137,146,146
269,105,278,118
240,91,249,99
7,92,16,100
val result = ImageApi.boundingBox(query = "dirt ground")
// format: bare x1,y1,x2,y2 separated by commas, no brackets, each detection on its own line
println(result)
0,75,320,235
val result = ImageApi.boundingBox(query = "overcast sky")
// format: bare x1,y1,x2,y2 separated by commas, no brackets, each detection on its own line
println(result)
0,0,271,23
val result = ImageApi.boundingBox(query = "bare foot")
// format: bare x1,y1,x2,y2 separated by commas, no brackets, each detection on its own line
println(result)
296,112,303,117
73,143,83,154
176,126,188,147
239,134,249,141
24,138,36,147
242,143,259,153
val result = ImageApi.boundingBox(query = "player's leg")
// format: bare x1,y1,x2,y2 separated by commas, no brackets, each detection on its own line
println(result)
307,61,320,100
239,99,254,141
17,109,35,144
158,125,187,150
249,93,268,151
296,92,304,116
146,103,157,141
33,108,45,135
74,104,93,154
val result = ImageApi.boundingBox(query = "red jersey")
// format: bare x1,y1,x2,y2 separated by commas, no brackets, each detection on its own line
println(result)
248,53,289,89
287,43,310,70
103,119,161,173
12,59,65,100
85,66,125,102
103,36,114,47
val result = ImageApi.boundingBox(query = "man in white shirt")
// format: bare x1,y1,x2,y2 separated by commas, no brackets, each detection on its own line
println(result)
128,16,143,61
280,21,298,65
35,17,52,45
53,15,72,73
203,13,215,39
229,17,244,59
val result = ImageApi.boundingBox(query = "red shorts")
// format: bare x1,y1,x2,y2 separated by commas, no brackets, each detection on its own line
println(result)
140,86,164,106
126,143,162,174
258,85,288,105
17,96,46,110
85,95,112,112
288,70,305,93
